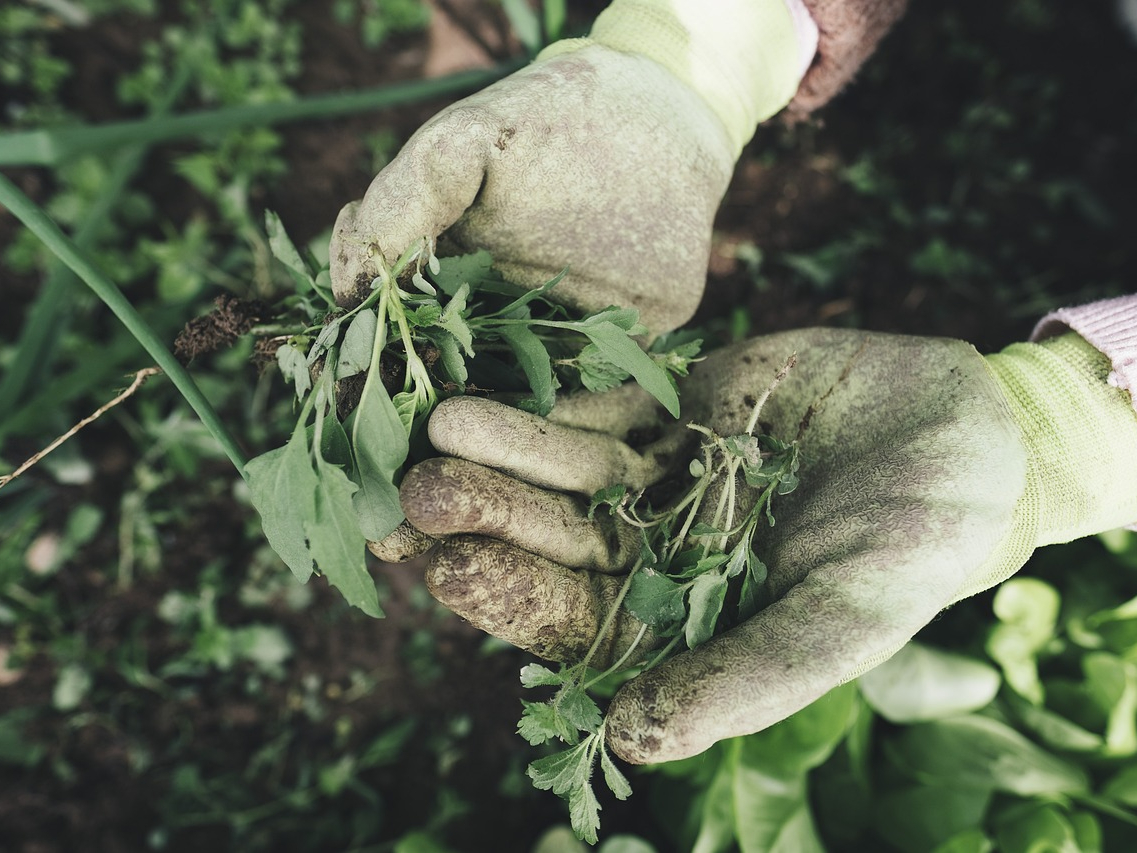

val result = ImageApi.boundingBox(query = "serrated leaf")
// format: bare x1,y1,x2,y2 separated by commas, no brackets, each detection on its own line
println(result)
528,739,592,795
558,685,603,735
307,318,344,366
588,484,627,519
427,329,468,386
520,663,567,688
392,391,418,434
518,700,578,746
438,282,474,355
569,779,602,845
625,571,687,628
579,321,679,417
307,458,382,617
406,302,442,326
336,310,377,379
685,571,728,649
600,743,632,801
497,323,556,415
576,343,630,393
246,427,317,583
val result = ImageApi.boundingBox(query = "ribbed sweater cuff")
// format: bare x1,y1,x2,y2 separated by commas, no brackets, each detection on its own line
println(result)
1031,294,1137,413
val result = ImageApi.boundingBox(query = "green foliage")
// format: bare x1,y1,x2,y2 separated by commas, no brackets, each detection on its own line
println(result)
247,220,690,615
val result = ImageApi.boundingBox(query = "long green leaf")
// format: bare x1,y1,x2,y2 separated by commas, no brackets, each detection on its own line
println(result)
308,457,382,617
0,173,249,476
497,324,556,415
581,321,680,417
245,427,317,582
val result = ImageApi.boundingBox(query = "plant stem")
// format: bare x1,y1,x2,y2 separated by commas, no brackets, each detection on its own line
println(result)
0,64,524,167
0,174,249,478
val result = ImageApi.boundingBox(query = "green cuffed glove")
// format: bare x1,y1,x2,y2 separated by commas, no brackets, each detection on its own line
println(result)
397,327,1137,764
330,0,813,335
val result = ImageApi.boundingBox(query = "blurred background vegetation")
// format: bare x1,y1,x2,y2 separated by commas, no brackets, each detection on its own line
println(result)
1,1,1136,851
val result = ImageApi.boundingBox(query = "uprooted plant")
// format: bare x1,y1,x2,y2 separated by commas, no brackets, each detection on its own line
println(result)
518,355,800,842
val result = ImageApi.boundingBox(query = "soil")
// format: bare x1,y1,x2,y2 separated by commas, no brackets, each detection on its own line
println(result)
2,0,1135,851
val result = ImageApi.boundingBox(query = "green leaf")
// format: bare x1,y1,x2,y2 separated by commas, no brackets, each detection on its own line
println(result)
520,663,566,688
438,282,474,355
600,742,632,801
392,391,418,434
307,457,382,617
993,803,1087,853
429,249,501,296
497,323,556,415
490,267,567,317
518,700,578,746
588,484,627,519
336,310,377,379
625,571,687,629
1103,763,1137,806
742,682,860,779
276,343,311,400
528,739,592,796
558,685,603,735
265,210,316,292
873,786,992,853
858,642,1001,723
986,577,1061,704
569,781,602,845
246,427,317,583
685,571,728,649
930,829,994,853
579,320,679,417
576,343,630,393
317,411,352,471
890,714,1089,796
351,375,410,541
428,329,468,386
1083,651,1137,756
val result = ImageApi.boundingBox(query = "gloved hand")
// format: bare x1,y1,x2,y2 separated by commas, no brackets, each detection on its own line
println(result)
397,328,1137,764
330,0,817,335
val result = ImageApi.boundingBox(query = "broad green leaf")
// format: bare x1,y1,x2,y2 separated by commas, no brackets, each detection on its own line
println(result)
580,306,646,334
685,571,728,649
1083,652,1137,755
580,320,679,417
598,836,656,853
521,663,566,688
497,323,556,415
392,391,417,434
890,714,1088,796
858,642,1001,723
728,743,823,853
739,683,859,779
873,785,992,853
335,310,377,379
307,458,382,617
993,803,1085,853
316,411,352,471
265,209,316,291
246,427,317,582
350,375,409,541
625,572,687,629
986,577,1061,704
1103,763,1137,806
691,746,738,853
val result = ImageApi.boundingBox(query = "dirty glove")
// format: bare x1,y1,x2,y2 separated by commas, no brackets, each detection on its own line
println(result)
330,0,817,334
399,328,1137,764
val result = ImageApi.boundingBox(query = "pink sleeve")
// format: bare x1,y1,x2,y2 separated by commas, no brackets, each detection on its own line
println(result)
1031,293,1137,414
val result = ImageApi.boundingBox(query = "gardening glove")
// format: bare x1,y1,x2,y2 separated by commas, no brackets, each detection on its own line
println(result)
330,0,824,335
398,326,1137,764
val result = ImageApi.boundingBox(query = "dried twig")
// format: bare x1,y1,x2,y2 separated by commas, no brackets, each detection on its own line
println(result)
0,367,162,490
